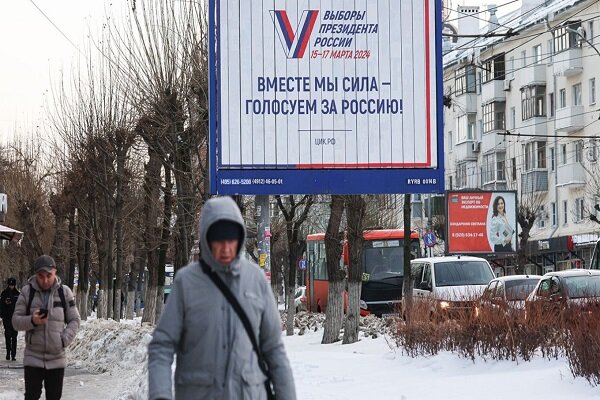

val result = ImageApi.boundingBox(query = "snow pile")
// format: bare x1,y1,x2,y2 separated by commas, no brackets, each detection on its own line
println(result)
70,318,153,399
288,311,397,338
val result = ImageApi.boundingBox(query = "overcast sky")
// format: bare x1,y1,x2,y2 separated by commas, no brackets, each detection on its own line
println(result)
0,0,521,145
0,1,110,143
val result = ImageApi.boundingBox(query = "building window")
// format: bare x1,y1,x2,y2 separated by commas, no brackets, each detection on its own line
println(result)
511,157,517,181
455,65,477,95
457,114,476,142
456,163,467,188
561,144,567,165
482,154,495,183
532,44,542,64
482,54,505,83
590,140,598,162
497,153,506,181
551,202,557,227
537,205,546,229
482,102,505,133
524,141,546,171
572,83,582,106
510,107,516,128
521,50,527,68
508,56,515,79
550,147,555,171
448,130,453,150
589,21,595,45
575,198,585,223
553,22,582,53
547,39,554,62
559,89,566,108
590,78,596,104
549,93,555,117
521,85,546,120
563,200,568,225
537,142,547,168
575,140,584,163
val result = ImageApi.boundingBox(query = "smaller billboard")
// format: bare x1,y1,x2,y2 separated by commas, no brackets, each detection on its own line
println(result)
446,191,518,255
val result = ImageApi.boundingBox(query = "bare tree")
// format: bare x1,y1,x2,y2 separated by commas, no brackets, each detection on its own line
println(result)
343,195,365,344
322,195,346,344
515,192,545,274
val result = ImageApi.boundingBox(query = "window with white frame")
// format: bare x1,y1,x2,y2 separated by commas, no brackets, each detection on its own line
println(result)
553,22,582,53
456,163,467,188
575,198,585,223
482,154,495,183
456,114,476,142
525,141,546,171
547,39,554,62
590,78,596,104
550,147,555,171
551,202,557,226
589,21,595,45
511,107,516,128
561,144,567,165
563,200,568,225
448,130,453,150
575,140,584,163
590,140,598,162
455,65,477,95
508,56,515,79
559,89,566,108
537,142,547,168
521,85,546,120
521,50,527,68
497,153,506,181
532,44,542,64
482,102,505,133
537,205,547,228
573,83,582,106
482,54,505,83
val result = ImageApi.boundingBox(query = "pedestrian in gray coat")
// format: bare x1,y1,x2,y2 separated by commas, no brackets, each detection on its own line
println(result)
148,196,296,400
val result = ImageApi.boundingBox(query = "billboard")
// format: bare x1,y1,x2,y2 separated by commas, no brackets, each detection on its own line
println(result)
209,0,444,194
446,191,518,255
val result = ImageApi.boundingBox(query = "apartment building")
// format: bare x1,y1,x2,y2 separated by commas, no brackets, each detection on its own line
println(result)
443,0,600,274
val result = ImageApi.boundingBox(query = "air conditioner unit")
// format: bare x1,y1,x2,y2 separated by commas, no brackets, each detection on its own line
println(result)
503,79,511,91
471,142,481,152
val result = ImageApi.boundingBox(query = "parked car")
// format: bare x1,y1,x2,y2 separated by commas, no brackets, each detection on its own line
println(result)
295,286,307,312
476,275,542,319
406,255,496,319
525,269,600,320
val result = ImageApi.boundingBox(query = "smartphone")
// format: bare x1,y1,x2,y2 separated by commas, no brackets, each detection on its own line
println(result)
38,308,48,318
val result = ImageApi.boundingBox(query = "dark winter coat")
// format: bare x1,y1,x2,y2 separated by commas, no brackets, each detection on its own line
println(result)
1,286,20,328
148,196,296,400
12,276,81,369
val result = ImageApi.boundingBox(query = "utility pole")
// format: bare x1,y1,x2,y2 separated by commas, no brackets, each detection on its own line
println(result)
256,195,271,274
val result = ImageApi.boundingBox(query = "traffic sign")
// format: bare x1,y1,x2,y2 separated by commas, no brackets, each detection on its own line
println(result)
424,231,437,248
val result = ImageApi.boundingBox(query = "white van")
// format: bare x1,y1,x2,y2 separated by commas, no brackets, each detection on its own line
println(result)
408,255,495,318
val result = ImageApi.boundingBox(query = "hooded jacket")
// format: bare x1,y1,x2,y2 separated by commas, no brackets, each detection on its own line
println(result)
1,286,20,321
12,276,81,369
148,196,296,400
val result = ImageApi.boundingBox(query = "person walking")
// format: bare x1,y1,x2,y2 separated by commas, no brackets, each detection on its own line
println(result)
1,277,20,360
12,255,81,400
148,196,296,400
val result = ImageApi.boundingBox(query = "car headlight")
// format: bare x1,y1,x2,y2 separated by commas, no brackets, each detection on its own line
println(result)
439,301,450,309
360,300,368,310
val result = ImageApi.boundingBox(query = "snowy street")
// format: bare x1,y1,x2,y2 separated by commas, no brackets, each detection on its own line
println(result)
1,315,600,400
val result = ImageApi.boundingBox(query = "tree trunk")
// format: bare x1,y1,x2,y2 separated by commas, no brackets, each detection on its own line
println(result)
343,195,365,345
322,195,346,344
402,195,414,323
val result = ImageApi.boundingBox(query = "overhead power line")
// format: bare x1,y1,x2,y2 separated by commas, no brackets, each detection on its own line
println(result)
28,0,80,52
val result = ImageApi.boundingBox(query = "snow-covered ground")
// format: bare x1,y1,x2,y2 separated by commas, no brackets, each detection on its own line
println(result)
1,314,599,399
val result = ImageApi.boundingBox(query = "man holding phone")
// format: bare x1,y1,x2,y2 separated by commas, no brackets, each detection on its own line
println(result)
12,255,80,400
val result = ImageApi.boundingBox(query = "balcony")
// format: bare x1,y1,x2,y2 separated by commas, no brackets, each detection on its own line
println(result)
553,48,583,77
521,169,548,193
556,162,586,187
555,106,584,132
519,117,550,137
453,93,477,114
454,140,479,161
520,64,547,86
481,79,506,103
481,131,505,152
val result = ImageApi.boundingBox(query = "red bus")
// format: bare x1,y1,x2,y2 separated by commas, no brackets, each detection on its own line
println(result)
306,229,421,316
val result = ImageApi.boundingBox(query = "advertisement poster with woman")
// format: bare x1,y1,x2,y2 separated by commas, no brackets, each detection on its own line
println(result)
446,191,518,254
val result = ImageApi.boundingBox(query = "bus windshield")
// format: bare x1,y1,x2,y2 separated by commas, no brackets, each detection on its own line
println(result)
364,239,419,277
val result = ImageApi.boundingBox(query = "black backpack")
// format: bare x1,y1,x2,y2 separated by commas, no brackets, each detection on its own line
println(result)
25,284,68,323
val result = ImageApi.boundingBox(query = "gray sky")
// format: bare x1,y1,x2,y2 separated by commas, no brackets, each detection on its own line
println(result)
0,1,109,143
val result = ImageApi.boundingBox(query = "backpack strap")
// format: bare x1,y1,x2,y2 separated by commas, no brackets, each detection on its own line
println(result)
26,283,69,323
57,285,68,323
26,283,35,316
